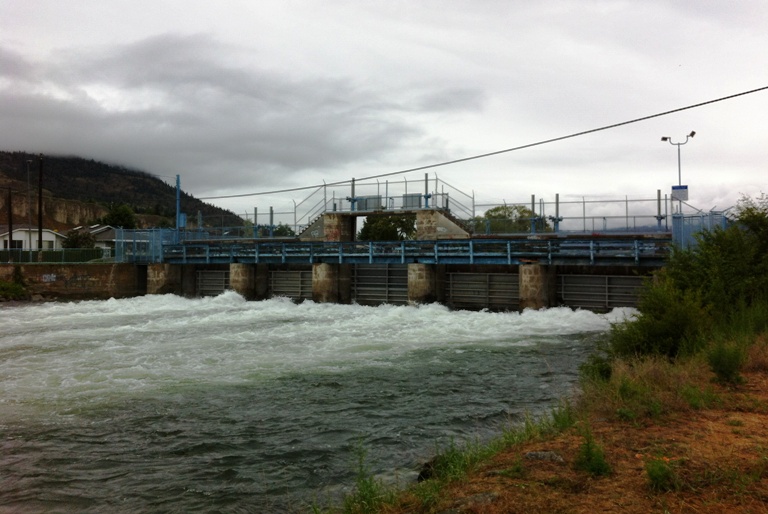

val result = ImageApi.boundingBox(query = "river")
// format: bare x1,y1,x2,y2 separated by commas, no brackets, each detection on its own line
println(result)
0,293,631,512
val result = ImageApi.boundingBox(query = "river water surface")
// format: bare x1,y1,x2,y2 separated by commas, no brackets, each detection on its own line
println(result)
1,293,631,512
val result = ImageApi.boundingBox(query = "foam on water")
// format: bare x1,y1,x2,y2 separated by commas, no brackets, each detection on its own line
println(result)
1,293,629,408
0,293,633,511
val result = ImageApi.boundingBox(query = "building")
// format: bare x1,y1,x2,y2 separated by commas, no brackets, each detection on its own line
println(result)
70,224,117,252
1,224,66,250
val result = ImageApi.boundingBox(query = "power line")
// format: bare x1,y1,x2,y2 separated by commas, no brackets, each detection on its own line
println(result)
198,85,768,201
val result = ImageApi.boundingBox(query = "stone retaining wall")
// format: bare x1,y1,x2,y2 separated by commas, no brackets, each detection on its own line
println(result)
0,263,145,300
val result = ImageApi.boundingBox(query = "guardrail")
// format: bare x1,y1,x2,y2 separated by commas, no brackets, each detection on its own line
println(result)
144,237,670,267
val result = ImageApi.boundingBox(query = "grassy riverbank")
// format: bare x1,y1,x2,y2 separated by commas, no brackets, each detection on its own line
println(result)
326,195,768,514
324,332,768,514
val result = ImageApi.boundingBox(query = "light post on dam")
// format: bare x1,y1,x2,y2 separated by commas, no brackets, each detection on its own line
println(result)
661,130,695,213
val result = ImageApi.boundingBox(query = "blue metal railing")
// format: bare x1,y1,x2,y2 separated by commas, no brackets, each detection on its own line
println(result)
116,236,670,267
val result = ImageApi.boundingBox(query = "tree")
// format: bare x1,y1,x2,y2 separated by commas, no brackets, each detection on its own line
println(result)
103,204,137,229
273,223,296,237
358,214,416,241
62,229,96,249
257,223,296,237
474,204,550,234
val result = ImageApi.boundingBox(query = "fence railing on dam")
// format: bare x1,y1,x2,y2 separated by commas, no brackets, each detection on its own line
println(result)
116,234,670,267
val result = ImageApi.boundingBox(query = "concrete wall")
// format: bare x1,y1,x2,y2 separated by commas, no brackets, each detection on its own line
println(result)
0,263,145,300
323,213,356,242
416,210,470,240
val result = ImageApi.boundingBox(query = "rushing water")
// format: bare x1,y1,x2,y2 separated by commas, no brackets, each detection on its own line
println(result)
0,293,632,512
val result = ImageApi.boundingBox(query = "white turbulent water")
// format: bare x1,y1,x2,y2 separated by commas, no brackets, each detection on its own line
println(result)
0,293,634,512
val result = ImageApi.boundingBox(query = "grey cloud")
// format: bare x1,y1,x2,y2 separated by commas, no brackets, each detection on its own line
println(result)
0,33,479,193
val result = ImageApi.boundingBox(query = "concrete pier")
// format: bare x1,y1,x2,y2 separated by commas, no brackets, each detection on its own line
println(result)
408,263,438,304
518,264,555,310
229,263,255,300
147,263,182,295
312,263,352,304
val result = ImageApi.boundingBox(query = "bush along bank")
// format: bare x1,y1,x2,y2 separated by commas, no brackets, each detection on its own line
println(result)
0,266,29,301
320,194,768,514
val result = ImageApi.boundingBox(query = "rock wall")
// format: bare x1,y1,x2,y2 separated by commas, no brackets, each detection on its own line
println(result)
0,194,108,230
0,263,144,300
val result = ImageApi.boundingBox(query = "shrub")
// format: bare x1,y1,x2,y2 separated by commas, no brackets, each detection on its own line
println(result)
580,352,613,382
707,342,746,385
643,455,681,492
608,274,709,359
573,427,611,476
0,278,27,300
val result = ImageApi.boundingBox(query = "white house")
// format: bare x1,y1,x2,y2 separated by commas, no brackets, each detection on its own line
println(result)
1,225,66,250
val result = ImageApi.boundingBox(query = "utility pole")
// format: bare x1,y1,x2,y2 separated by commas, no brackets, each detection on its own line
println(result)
5,187,12,262
37,154,43,250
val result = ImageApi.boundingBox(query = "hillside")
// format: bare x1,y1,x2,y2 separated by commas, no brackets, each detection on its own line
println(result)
0,151,241,229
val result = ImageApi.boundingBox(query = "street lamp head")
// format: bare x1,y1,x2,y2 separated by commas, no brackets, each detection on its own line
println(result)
688,130,696,138
661,136,670,142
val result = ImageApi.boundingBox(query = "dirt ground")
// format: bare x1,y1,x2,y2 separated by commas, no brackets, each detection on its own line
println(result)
389,372,768,514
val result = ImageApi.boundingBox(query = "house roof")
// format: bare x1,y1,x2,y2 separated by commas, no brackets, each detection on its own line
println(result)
0,225,66,238
70,224,116,242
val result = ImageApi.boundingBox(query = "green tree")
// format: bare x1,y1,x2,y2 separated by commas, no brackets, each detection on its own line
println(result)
666,193,768,312
62,229,96,249
273,223,296,237
358,214,416,241
608,193,768,359
257,223,295,237
103,204,138,229
474,204,549,234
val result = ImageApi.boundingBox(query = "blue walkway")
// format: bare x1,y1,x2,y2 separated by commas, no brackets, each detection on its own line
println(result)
120,236,670,267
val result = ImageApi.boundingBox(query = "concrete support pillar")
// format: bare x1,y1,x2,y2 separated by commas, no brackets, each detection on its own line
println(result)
147,263,182,295
313,263,339,303
229,263,255,299
519,264,556,310
323,213,355,242
408,263,437,304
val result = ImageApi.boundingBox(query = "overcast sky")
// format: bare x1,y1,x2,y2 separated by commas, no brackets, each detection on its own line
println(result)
1,0,766,223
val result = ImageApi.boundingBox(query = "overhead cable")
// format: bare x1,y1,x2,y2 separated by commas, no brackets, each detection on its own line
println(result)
198,85,768,200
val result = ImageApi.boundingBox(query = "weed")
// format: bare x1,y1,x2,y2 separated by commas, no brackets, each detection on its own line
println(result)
411,479,442,509
342,444,393,514
680,384,719,410
580,352,613,382
573,427,611,477
497,456,526,479
641,454,681,492
707,342,746,385
550,399,577,432
616,407,637,421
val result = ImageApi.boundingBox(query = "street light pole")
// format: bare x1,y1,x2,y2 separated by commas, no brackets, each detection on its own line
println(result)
661,131,695,213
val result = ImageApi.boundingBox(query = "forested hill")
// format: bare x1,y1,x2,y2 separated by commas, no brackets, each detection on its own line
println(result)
0,151,240,226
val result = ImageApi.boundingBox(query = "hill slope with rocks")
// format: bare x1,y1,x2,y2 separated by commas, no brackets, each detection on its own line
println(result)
0,151,240,230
